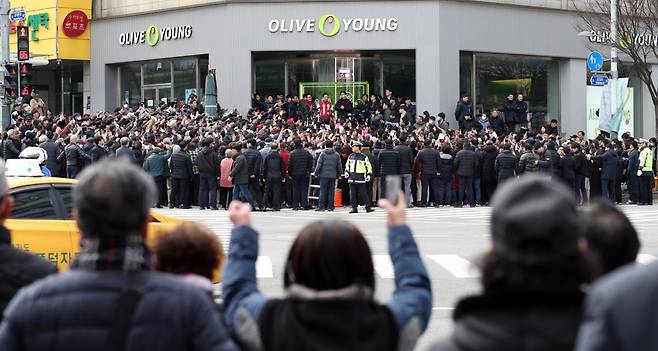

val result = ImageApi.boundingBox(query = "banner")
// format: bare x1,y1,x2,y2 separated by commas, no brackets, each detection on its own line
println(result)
587,85,634,139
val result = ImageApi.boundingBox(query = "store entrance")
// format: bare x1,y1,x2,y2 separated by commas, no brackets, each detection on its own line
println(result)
143,85,172,108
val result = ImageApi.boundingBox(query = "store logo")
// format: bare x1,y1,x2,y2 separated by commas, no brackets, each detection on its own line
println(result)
119,25,193,46
268,14,398,36
28,13,49,41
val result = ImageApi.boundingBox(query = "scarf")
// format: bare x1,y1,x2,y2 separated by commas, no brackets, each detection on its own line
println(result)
70,235,151,272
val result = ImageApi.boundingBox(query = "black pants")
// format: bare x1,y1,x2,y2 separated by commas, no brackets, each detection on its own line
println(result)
291,176,309,209
248,177,263,209
366,180,374,206
318,177,336,210
420,174,439,206
172,178,190,207
627,175,639,203
349,183,370,210
154,176,168,206
481,178,497,204
199,173,218,208
601,179,616,203
190,174,200,206
219,187,233,209
458,175,475,206
437,178,452,205
264,178,282,209
575,175,588,204
639,174,654,205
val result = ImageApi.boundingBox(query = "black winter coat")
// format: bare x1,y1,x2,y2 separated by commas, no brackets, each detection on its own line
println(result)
263,151,285,179
243,148,262,177
502,100,517,124
197,147,220,175
170,151,193,179
2,139,20,160
559,154,576,180
230,154,249,185
490,116,507,136
592,149,619,180
0,226,56,319
481,146,499,181
495,151,517,182
288,148,313,177
454,148,477,177
378,147,401,175
438,153,454,181
395,144,414,174
415,148,440,175
430,291,584,351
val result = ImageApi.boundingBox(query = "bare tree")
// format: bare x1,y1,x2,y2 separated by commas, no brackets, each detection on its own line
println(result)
575,0,658,137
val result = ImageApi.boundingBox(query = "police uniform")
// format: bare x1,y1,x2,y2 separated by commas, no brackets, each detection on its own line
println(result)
345,142,374,213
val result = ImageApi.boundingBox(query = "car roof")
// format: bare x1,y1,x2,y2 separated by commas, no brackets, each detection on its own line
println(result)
7,177,77,189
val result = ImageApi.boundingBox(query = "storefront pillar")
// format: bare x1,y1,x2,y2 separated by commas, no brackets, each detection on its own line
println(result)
559,58,587,135
213,49,252,113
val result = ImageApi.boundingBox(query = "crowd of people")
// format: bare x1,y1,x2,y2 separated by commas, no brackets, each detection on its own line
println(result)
2,89,656,213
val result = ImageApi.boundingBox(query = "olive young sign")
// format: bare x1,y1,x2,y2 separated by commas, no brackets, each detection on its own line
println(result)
119,25,193,46
268,14,398,37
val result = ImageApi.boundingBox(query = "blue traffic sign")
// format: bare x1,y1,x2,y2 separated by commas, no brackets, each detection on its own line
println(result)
587,51,604,71
9,9,26,22
590,75,609,86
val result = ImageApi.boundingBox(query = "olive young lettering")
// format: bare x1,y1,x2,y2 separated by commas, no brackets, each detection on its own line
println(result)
119,25,193,46
268,16,398,36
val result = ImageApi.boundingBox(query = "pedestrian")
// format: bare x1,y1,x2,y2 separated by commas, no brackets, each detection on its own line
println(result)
345,141,374,213
395,134,415,207
571,143,589,204
115,136,136,162
229,144,254,207
637,138,654,205
219,149,234,210
0,159,57,319
582,200,639,279
262,142,285,211
155,221,225,299
288,139,313,210
588,139,618,202
170,141,194,209
454,94,470,130
0,159,238,350
313,140,343,212
430,176,591,351
143,144,173,208
89,135,108,163
558,146,576,195
2,129,21,160
494,143,517,184
480,140,498,205
378,139,401,200
415,140,440,207
454,141,476,207
517,142,539,174
197,138,220,210
57,135,91,179
222,194,431,350
244,139,264,211
502,93,517,133
39,132,61,177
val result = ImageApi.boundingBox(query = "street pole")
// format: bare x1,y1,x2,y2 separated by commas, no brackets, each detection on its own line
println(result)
0,0,9,133
610,0,618,139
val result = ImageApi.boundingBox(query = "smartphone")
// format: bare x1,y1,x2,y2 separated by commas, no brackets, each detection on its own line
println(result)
385,175,402,205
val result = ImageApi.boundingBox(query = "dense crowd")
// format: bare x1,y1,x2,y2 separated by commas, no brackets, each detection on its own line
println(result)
3,90,656,212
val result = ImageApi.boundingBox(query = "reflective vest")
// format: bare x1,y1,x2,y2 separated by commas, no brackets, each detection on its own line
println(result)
639,148,654,173
345,152,372,183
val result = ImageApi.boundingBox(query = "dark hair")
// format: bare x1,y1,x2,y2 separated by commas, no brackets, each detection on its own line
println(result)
324,140,334,148
584,201,640,278
155,222,224,280
284,221,375,291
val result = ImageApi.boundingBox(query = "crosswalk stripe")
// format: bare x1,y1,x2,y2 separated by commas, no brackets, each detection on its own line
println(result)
372,255,395,279
426,254,480,278
256,256,274,278
637,254,657,265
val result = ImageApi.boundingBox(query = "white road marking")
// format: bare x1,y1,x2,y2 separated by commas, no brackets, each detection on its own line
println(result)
372,255,395,279
256,256,274,278
426,254,480,278
637,254,657,265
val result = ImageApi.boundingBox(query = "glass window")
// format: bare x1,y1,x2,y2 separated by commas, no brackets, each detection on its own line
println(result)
121,62,142,106
11,188,58,220
173,58,197,105
288,59,319,97
460,51,473,102
383,53,416,101
55,187,73,219
474,54,559,121
143,61,172,85
254,59,285,96
198,56,209,99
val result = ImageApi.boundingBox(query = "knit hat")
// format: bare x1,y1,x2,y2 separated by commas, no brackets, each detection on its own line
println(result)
490,175,582,264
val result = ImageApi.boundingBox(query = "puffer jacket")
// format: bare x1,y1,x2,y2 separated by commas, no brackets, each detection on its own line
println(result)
438,153,454,181
169,151,193,179
378,146,400,175
430,291,584,351
0,270,238,351
263,151,285,179
518,151,540,174
481,146,499,181
495,150,517,182
288,148,313,177
454,148,476,177
314,148,343,179
243,148,262,177
197,147,220,175
415,148,439,175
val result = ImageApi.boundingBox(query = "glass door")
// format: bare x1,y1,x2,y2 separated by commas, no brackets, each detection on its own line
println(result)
143,85,172,108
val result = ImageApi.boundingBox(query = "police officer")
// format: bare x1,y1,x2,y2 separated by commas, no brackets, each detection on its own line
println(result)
345,141,374,214
638,139,654,206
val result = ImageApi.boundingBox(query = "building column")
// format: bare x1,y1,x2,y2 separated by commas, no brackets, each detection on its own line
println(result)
559,58,587,135
211,49,252,114
83,61,91,114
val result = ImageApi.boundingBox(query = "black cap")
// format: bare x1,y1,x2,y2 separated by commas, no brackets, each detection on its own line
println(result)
490,175,582,264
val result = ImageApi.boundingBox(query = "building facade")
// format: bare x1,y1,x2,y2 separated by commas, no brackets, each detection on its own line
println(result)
90,0,658,137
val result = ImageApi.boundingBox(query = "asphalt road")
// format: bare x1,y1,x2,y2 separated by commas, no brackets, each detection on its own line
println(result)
155,204,658,350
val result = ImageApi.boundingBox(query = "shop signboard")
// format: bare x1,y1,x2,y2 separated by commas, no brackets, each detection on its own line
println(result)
268,14,398,37
62,10,89,37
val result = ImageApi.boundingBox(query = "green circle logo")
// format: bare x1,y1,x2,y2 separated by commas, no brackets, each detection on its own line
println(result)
146,25,160,46
319,14,340,37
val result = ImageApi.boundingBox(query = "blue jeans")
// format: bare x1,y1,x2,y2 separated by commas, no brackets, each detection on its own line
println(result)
473,178,481,204
318,177,336,210
232,183,254,206
401,174,413,206
66,165,80,179
198,173,218,208
601,179,616,202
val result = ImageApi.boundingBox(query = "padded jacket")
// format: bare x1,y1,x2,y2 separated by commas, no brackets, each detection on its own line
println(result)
0,270,238,351
170,151,193,179
378,147,401,175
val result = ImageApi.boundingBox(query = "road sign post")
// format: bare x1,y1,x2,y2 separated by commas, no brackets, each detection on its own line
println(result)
9,8,25,22
587,51,604,72
590,75,610,86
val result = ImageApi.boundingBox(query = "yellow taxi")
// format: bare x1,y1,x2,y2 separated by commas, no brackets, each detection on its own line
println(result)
5,159,178,271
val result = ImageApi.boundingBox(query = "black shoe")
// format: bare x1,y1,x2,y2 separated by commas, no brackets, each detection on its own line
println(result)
408,204,415,208
169,204,175,209
155,205,163,208
180,206,192,209
199,207,206,210
210,206,219,211
315,208,325,212
366,208,375,213
349,209,358,214
273,208,281,211
328,208,335,212
453,204,463,208
292,207,301,211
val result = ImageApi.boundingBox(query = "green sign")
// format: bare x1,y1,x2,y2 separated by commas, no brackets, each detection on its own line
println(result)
28,13,49,41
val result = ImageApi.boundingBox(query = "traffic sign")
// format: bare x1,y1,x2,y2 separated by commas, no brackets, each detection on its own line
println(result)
10,9,26,22
590,75,609,86
587,51,604,71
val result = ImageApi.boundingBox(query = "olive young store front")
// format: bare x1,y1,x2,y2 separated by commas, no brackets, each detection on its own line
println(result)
91,0,658,136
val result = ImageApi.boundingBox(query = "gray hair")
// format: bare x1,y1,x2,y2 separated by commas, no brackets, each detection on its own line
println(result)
120,137,130,146
74,159,156,238
225,149,233,158
69,135,78,144
38,135,48,143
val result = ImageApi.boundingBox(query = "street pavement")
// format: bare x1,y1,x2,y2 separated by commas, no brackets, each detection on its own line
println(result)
155,204,658,350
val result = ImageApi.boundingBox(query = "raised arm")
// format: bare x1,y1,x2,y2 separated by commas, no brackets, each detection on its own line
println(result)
379,194,432,350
